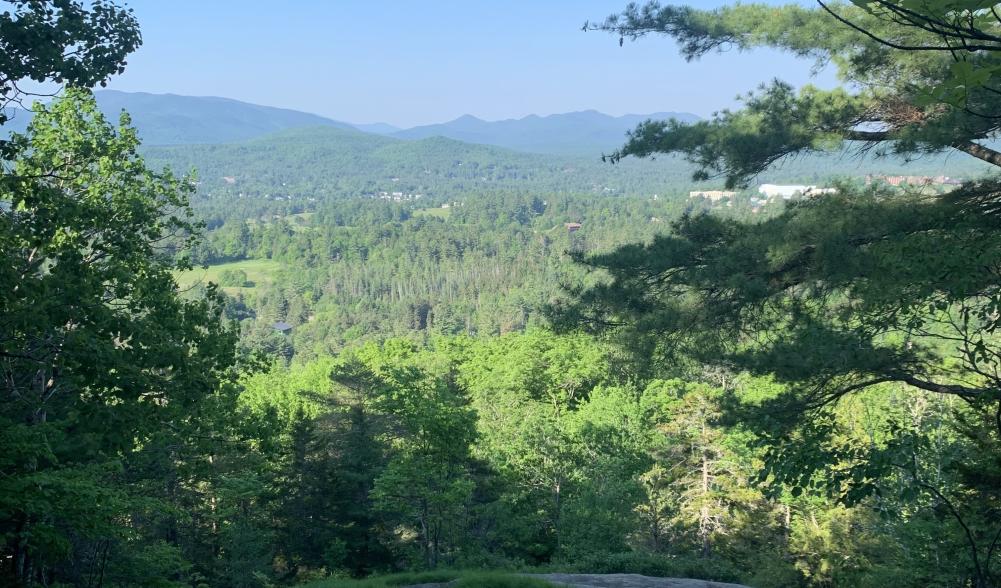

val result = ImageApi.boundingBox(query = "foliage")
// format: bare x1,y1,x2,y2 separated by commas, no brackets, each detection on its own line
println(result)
6,2,1001,587
218,268,250,287
0,0,140,130
565,2,1001,585
588,1,1001,186
555,182,1001,584
0,89,240,585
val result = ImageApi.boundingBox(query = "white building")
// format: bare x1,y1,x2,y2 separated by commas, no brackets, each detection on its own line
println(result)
758,184,836,199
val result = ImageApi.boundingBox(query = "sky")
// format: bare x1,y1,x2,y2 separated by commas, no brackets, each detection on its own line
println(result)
104,0,836,128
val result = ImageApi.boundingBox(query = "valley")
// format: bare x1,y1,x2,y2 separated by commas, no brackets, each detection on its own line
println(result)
5,3,1001,587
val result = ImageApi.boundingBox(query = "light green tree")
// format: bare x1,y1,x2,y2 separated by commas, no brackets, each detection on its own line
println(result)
342,342,477,569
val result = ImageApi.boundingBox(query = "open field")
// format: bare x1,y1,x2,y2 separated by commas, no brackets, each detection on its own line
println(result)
412,207,452,220
175,258,282,294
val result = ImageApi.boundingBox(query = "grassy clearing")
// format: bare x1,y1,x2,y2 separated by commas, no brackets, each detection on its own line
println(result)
412,207,452,220
175,258,282,294
300,570,558,588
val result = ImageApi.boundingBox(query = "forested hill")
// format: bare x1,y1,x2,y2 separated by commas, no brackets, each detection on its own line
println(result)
141,125,701,205
391,110,701,156
3,90,357,144
92,90,359,144
143,123,994,214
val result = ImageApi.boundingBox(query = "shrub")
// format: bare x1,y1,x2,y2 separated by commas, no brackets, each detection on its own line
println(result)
217,268,249,287
451,573,555,587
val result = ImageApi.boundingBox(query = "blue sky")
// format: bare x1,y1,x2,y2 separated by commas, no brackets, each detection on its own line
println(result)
106,0,835,127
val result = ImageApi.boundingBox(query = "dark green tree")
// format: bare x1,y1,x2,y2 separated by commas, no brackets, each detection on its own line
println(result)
556,183,1001,585
562,2,1001,585
587,1,1001,186
0,90,238,585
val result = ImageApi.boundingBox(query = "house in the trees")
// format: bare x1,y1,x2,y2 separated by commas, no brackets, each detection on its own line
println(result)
272,321,293,334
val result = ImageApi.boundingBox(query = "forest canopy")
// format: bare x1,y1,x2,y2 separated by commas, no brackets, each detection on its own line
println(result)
3,1,1001,588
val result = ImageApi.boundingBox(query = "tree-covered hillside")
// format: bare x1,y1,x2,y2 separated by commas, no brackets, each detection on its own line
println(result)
94,90,358,144
3,90,357,144
142,125,701,210
6,1,1001,588
144,123,993,222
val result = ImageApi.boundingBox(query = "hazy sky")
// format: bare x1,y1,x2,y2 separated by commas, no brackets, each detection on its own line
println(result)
105,0,835,127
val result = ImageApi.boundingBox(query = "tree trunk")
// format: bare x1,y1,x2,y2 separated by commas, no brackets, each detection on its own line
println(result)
699,423,712,558
420,499,432,569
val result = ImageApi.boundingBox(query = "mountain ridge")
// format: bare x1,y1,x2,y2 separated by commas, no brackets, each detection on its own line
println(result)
1,90,698,155
2,90,357,145
392,109,701,156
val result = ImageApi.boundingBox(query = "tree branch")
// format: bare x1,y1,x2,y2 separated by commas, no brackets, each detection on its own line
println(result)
949,140,1001,167
893,373,991,399
817,0,1001,52
843,129,891,141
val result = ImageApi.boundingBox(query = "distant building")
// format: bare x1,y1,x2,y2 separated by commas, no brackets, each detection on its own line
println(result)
758,184,835,199
272,321,293,334
374,191,422,202
565,222,582,233
689,190,738,201
866,174,963,187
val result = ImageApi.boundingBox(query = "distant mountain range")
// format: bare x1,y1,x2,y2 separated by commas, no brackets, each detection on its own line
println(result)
2,91,698,155
4,91,989,185
391,111,700,156
4,91,358,144
93,91,361,144
353,122,402,135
